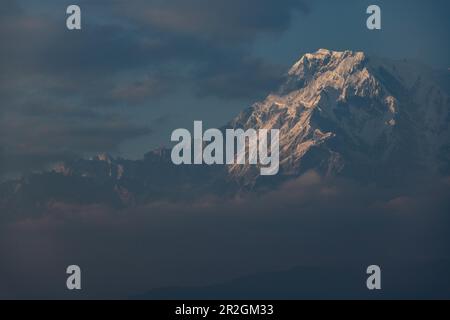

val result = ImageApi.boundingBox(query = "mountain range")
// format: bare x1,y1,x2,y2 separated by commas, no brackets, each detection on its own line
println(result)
1,49,449,212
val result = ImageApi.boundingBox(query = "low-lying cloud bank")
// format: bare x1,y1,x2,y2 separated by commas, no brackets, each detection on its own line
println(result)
0,172,449,299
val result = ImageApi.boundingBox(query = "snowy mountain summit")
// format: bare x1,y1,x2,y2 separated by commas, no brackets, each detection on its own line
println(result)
228,49,450,185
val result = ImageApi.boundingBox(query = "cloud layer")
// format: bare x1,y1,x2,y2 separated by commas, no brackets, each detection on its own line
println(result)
1,172,449,298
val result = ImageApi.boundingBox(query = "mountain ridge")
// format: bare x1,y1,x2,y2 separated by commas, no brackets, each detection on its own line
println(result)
1,49,449,210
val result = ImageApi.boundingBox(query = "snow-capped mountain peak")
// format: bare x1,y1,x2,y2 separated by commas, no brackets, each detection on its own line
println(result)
228,49,450,185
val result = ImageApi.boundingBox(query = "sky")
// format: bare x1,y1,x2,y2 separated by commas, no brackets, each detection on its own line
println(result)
1,0,450,178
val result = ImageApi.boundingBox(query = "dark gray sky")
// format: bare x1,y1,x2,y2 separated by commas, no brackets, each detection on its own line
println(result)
1,0,449,178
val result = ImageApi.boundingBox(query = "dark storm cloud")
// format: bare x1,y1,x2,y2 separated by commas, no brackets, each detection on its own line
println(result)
0,0,311,176
193,56,285,99
109,73,175,105
111,0,311,42
101,0,311,98
1,0,310,99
